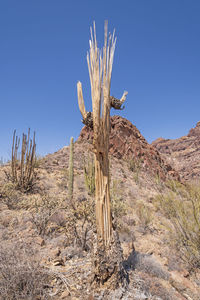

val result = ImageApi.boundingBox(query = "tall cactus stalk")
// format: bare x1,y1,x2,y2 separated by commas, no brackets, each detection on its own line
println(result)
11,129,36,191
68,137,74,202
77,21,128,285
78,21,115,246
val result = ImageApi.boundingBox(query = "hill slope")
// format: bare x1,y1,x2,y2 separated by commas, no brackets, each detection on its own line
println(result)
79,115,179,181
152,121,200,181
1,117,200,299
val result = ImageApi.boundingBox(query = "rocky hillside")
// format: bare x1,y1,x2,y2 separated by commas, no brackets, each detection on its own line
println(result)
1,117,200,299
79,115,179,181
152,121,200,181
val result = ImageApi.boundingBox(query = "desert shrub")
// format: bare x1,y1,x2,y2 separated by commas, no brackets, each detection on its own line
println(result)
126,251,169,280
110,179,127,230
0,244,51,300
66,196,95,251
0,183,46,210
127,158,143,184
30,193,95,250
31,207,53,237
154,182,200,269
128,157,143,171
166,179,185,194
30,195,65,237
0,182,22,209
49,210,67,227
136,202,152,234
136,273,174,300
154,173,165,192
57,168,68,190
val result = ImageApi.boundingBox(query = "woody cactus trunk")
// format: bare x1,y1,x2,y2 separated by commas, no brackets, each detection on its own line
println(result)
77,22,128,286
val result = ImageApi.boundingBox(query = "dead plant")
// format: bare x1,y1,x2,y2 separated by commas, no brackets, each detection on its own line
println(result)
0,243,51,300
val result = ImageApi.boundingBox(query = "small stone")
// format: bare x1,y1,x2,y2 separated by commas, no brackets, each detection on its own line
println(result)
35,236,45,246
60,290,70,299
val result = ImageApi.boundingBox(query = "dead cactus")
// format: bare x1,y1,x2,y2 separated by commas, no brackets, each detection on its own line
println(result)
77,21,128,287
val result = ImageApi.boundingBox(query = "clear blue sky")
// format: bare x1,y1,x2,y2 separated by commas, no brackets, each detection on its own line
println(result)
1,0,200,159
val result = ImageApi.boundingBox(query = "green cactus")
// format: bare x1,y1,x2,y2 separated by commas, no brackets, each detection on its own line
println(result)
84,156,95,195
68,137,74,201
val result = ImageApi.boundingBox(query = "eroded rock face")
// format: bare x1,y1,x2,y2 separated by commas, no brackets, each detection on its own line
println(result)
78,115,179,181
152,121,200,181
188,121,200,137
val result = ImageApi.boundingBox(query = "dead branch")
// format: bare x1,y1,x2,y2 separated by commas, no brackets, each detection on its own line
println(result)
110,91,128,110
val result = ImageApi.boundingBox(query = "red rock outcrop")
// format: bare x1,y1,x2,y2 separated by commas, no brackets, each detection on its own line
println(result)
79,115,179,181
152,121,200,181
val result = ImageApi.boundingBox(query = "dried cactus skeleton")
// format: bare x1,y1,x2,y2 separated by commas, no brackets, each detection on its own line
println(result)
82,111,93,129
77,21,128,285
77,21,128,244
79,94,128,129
110,91,128,110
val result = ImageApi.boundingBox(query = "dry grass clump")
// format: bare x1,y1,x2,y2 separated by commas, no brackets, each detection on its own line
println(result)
110,179,127,230
30,194,65,237
127,158,143,184
0,244,51,300
66,196,95,251
128,251,169,280
31,207,54,237
136,202,153,234
154,181,200,269
0,182,22,209
28,191,95,251
127,158,142,173
30,192,96,250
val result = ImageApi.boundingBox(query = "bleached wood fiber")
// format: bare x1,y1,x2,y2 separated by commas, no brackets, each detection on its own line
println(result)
77,21,117,247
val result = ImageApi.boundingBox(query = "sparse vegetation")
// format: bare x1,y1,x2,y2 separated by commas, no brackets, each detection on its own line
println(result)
66,196,95,251
66,138,95,250
0,244,51,300
31,206,54,237
154,181,200,269
127,251,169,280
0,182,22,209
30,195,64,237
128,158,143,183
110,179,127,229
128,157,143,172
136,202,152,234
